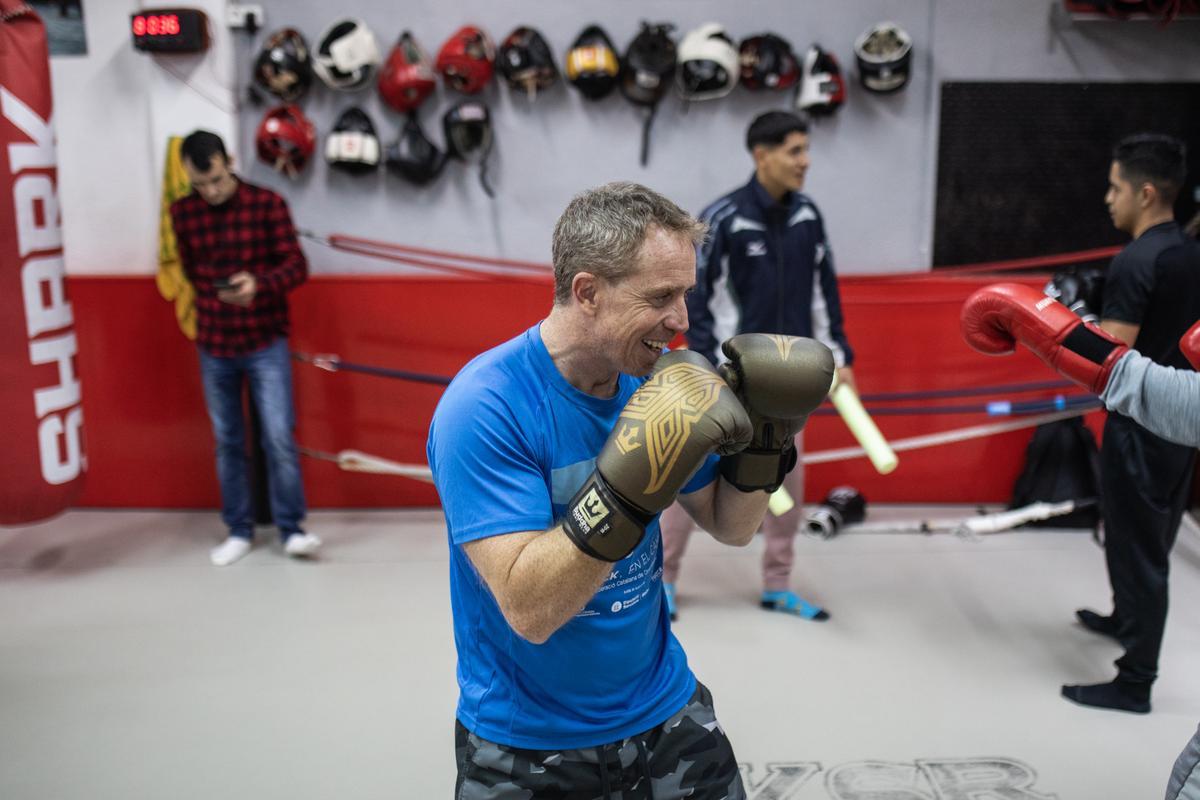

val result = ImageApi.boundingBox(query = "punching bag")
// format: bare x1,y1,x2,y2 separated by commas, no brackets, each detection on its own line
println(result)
1,2,86,525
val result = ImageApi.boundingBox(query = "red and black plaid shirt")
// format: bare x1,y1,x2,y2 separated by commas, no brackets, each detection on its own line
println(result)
170,179,308,357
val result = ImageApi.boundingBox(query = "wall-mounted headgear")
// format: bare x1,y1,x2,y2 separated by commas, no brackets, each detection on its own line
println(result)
676,23,739,101
498,26,558,99
378,32,437,113
796,44,846,115
853,23,913,93
443,100,495,197
738,33,799,91
385,115,446,186
565,24,620,100
254,28,313,102
314,19,380,91
620,22,676,108
256,104,316,177
326,107,381,173
436,26,495,94
619,22,676,166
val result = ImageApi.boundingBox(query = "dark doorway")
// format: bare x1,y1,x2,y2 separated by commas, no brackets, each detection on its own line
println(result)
933,82,1200,268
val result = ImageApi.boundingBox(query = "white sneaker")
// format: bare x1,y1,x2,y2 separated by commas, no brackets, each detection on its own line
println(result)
210,537,252,567
284,532,321,558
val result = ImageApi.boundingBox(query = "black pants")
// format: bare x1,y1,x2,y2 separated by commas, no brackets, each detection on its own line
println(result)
1100,413,1196,684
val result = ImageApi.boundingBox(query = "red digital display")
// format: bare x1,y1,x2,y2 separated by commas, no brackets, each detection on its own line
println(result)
132,14,182,38
130,8,209,53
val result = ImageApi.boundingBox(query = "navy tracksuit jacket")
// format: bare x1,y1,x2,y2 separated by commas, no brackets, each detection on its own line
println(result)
686,175,853,368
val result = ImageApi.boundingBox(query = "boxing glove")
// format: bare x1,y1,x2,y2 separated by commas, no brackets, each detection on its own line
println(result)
804,486,867,539
961,283,1128,393
717,334,836,492
562,349,752,562
1043,270,1100,323
1182,320,1200,371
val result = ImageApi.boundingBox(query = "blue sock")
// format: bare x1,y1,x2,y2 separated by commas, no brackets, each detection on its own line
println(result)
761,590,830,621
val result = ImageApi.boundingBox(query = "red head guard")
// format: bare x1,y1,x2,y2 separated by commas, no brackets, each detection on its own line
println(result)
435,25,495,94
378,31,437,113
255,105,316,177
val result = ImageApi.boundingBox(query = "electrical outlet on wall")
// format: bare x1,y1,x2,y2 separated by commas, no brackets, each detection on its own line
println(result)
226,3,264,31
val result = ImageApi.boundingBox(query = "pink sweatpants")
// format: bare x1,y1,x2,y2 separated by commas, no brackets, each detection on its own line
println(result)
660,434,804,592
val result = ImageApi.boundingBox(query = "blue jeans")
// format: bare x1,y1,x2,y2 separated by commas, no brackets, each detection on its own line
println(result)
198,338,306,540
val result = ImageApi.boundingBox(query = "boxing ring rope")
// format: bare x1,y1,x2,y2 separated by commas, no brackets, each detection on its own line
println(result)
298,231,554,285
297,407,1095,484
296,437,1096,537
292,350,1097,416
840,245,1121,280
298,447,436,483
293,351,452,386
859,379,1073,401
324,233,553,274
800,408,1090,466
809,396,1099,416
304,229,1119,281
294,349,1084,403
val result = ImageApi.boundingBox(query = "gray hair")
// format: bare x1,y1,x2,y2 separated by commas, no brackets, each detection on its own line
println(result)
551,182,707,305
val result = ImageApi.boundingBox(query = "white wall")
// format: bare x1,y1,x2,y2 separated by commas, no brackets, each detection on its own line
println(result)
52,0,1200,276
51,0,236,276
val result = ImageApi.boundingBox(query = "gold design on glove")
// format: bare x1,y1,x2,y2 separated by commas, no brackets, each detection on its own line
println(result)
621,363,723,494
767,334,794,361
616,424,642,454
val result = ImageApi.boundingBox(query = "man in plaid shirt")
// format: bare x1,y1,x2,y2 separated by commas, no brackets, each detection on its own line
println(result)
171,130,319,566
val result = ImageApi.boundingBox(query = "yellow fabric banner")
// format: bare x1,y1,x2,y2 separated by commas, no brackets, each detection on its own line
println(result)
156,137,196,339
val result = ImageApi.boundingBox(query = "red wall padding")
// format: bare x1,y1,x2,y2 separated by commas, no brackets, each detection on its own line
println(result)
71,273,1103,509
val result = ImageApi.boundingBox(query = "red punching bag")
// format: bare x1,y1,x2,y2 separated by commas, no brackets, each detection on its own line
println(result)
1,2,86,525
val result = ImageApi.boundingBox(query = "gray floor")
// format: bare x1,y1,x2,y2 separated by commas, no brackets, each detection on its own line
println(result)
2,507,1199,799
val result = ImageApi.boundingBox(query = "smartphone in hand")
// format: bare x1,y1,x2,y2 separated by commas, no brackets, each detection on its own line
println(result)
213,277,235,291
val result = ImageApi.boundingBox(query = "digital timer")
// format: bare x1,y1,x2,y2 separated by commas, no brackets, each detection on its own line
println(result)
130,8,209,54
132,15,181,37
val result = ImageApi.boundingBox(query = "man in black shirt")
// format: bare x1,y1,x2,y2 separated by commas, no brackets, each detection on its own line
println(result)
1064,134,1200,713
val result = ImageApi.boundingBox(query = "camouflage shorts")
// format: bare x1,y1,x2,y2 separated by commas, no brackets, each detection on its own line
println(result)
454,682,746,800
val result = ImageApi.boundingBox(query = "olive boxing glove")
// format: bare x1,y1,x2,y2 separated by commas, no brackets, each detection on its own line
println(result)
561,349,752,562
717,334,836,493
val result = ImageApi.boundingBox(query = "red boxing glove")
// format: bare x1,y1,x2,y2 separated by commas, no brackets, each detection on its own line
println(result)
1182,320,1200,371
960,283,1128,393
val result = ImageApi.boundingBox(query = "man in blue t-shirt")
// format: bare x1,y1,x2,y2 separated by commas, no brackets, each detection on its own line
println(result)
428,182,835,797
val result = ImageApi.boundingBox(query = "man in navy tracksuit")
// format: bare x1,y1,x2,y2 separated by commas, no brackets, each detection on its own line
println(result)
660,111,856,621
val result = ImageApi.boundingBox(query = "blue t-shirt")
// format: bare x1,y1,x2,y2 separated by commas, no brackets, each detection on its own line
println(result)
427,324,717,749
